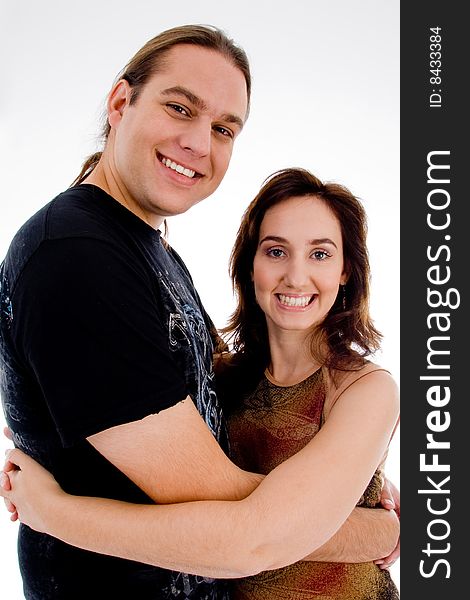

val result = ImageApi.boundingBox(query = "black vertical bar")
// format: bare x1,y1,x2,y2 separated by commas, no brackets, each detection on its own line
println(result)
401,2,466,597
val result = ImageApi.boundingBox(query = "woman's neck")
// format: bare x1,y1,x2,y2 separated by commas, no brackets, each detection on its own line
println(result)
267,330,319,386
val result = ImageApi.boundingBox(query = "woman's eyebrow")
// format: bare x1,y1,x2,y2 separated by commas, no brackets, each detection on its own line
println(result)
259,236,338,249
309,238,338,249
258,235,287,246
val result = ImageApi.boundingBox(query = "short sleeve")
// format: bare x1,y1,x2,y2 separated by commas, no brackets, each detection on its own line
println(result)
11,237,188,446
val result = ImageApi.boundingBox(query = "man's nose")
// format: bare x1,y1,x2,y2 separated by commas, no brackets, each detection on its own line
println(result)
180,119,212,158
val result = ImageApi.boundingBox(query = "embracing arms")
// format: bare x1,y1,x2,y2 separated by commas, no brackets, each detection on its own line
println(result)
2,369,399,577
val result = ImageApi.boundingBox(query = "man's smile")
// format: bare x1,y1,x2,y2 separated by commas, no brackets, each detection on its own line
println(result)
157,152,203,179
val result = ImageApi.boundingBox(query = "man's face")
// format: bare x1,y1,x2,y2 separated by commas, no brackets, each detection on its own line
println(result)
106,44,248,227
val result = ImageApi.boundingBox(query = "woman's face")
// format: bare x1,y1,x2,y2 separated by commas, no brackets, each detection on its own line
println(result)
252,195,347,337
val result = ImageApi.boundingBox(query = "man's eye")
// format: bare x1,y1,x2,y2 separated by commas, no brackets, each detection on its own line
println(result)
167,104,189,117
214,126,234,138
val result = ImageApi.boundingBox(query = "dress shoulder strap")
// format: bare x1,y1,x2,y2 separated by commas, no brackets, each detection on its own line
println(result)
322,362,390,420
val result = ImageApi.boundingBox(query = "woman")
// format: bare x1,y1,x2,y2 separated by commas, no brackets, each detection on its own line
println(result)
1,168,400,599
215,167,400,598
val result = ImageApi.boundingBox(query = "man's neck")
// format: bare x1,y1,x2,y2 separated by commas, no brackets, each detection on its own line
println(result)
84,161,163,230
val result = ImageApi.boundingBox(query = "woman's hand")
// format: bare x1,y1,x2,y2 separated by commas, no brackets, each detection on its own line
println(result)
0,448,64,533
376,477,400,569
2,426,17,520
1,453,18,521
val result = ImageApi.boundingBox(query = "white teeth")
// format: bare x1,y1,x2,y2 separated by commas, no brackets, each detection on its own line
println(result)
161,157,196,178
278,294,312,307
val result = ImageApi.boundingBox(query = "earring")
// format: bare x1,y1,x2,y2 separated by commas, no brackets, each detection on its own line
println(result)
342,284,346,310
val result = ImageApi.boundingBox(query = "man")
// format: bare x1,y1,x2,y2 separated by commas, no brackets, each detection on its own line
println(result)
0,25,398,599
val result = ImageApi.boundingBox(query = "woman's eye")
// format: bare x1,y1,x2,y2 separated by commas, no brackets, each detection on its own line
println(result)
267,248,285,258
312,250,331,260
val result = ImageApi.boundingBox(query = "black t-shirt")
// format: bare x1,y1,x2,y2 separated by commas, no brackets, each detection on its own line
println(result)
0,184,229,599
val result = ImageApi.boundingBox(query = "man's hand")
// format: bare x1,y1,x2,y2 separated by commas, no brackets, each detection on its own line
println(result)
375,477,400,569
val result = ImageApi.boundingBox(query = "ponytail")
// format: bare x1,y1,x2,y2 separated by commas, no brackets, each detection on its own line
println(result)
70,152,103,187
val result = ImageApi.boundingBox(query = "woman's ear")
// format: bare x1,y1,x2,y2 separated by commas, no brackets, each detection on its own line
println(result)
107,79,131,129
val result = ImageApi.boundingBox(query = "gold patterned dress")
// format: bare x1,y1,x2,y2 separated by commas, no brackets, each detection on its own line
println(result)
226,365,399,600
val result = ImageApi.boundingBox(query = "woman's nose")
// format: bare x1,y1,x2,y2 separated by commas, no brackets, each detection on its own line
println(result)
283,259,311,289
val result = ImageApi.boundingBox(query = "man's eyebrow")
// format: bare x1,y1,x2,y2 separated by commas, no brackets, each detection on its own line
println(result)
161,86,208,111
161,85,245,130
259,236,338,249
219,113,244,130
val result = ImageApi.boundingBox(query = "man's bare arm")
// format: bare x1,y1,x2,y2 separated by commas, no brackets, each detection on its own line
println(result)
88,395,397,563
87,397,263,503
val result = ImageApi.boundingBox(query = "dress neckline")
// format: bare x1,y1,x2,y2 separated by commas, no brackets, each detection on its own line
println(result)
264,366,322,388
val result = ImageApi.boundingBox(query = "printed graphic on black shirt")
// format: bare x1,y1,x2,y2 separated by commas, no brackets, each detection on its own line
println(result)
156,265,230,600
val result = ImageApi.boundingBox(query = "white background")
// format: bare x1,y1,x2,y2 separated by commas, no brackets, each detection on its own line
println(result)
0,0,400,596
